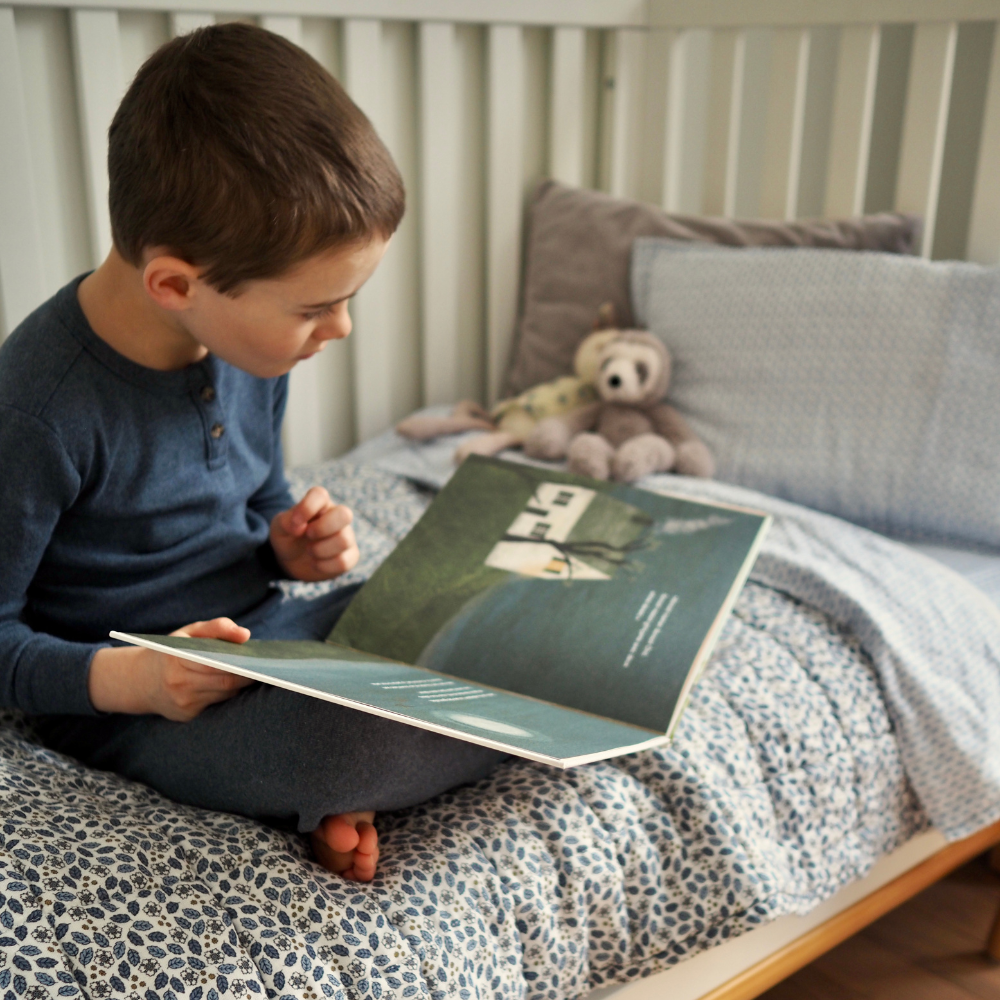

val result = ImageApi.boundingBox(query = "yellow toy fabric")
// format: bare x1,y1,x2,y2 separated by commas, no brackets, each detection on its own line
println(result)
490,376,599,440
395,316,617,463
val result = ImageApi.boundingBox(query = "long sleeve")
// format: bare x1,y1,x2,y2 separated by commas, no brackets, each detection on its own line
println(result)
0,279,290,701
0,406,101,715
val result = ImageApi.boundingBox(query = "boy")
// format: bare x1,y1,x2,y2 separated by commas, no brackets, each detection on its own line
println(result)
0,23,504,881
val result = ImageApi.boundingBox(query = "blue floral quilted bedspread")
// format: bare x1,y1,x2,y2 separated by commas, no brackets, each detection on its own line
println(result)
1,459,997,1000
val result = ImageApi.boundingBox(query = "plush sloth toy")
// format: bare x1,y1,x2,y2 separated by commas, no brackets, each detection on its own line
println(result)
395,325,617,463
524,329,715,483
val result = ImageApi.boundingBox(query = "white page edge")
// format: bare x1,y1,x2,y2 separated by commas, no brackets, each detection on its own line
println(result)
109,631,670,768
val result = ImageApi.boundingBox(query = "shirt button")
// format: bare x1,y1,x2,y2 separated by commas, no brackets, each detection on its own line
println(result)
201,385,216,402
210,422,226,439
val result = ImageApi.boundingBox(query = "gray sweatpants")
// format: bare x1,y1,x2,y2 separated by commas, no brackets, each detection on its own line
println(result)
33,585,507,832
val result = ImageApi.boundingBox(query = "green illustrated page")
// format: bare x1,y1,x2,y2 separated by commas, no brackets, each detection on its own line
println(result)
110,633,667,767
330,456,769,734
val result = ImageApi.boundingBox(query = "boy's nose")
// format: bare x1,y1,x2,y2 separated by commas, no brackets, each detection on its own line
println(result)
317,313,352,341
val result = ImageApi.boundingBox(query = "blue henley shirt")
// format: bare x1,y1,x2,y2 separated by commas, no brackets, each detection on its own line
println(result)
0,276,294,715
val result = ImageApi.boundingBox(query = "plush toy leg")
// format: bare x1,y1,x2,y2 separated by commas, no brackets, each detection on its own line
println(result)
673,439,716,478
612,433,676,483
454,431,522,464
568,433,616,480
524,416,574,461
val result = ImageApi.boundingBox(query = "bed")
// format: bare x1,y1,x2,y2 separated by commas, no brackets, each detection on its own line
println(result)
5,325,1000,1000
4,3,1000,999
1,447,998,1000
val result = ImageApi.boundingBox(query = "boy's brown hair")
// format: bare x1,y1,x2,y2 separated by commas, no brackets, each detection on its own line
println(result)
108,22,404,293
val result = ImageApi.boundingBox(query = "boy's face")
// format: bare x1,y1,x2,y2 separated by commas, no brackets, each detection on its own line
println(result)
164,238,388,378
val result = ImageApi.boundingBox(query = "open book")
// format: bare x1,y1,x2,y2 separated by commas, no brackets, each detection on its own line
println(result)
113,457,770,767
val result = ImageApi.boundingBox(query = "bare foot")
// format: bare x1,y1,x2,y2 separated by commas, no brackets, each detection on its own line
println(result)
310,811,379,881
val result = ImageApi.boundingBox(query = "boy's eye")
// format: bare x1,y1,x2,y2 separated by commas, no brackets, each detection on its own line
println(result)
303,304,336,321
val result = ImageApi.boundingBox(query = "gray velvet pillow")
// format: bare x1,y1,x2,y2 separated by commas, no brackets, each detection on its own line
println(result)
632,240,1000,549
505,180,921,396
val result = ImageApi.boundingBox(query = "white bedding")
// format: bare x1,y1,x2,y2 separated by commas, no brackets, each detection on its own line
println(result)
354,413,1000,610
905,541,1000,607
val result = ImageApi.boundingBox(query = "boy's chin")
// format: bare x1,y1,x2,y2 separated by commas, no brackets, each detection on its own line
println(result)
262,362,299,378
216,355,298,379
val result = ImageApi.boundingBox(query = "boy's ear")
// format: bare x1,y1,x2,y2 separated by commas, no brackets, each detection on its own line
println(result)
142,253,203,312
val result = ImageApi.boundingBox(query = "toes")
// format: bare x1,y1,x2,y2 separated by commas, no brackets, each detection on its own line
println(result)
312,814,379,881
310,831,355,875
356,821,378,855
322,815,361,853
350,846,378,882
350,864,375,882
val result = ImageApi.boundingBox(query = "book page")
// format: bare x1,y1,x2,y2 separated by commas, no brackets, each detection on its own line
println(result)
111,633,667,767
329,457,769,734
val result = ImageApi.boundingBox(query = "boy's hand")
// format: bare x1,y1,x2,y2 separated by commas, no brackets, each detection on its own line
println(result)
89,618,254,720
270,487,359,582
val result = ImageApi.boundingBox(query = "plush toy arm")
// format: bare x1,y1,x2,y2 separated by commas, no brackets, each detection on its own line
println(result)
523,402,601,461
396,401,495,440
648,402,699,443
648,403,715,478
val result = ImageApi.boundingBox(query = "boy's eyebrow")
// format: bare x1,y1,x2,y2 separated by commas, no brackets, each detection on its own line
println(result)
300,295,346,310
299,288,362,310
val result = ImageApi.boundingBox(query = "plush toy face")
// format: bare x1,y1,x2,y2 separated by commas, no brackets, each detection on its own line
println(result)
573,329,619,384
595,332,671,405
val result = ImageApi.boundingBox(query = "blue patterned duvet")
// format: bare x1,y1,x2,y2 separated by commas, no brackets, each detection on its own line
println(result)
1,460,997,1000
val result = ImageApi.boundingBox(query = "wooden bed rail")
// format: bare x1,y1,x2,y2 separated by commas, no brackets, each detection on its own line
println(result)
700,818,1000,1000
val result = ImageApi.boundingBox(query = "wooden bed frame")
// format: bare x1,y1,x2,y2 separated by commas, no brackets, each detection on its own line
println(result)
586,820,1000,1000
707,820,1000,999
3,1,1000,995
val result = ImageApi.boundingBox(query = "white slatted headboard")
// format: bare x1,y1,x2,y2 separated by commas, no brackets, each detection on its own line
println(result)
3,0,1000,465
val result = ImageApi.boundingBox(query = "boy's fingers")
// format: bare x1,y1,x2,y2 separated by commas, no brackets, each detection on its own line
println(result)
179,663,252,686
284,487,335,534
315,535,360,569
174,682,250,719
314,545,360,577
310,525,356,560
305,504,352,540
172,617,251,643
164,654,252,684
201,671,254,693
165,659,254,701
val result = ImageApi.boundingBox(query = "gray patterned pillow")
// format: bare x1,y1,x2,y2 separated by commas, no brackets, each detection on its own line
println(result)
505,180,921,396
631,240,1000,548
